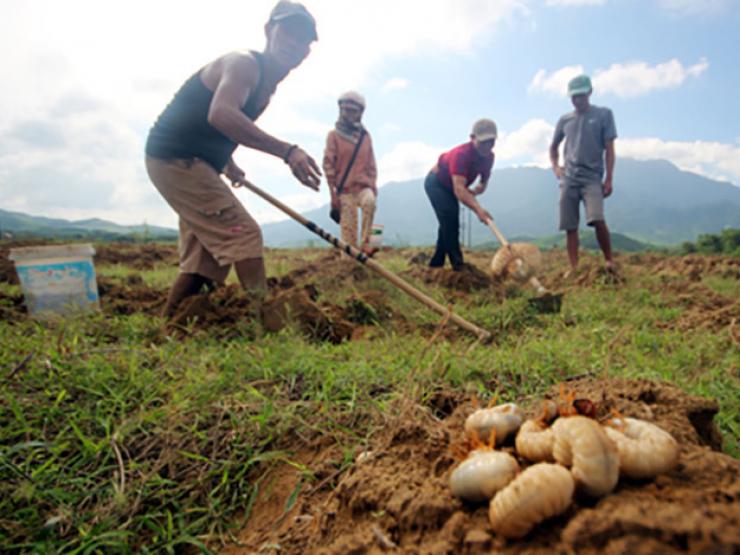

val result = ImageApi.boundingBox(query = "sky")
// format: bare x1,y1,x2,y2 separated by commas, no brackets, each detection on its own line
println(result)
1,0,739,228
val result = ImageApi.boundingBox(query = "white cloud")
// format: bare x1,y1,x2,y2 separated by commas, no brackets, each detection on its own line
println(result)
381,78,410,93
546,0,734,13
497,118,555,167
529,58,709,98
593,58,709,98
657,0,734,16
546,0,606,6
378,141,444,184
0,0,528,225
528,65,584,96
618,138,740,184
466,118,740,186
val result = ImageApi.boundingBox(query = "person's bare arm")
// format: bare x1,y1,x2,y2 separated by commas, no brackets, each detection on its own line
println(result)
603,139,615,198
207,53,321,189
452,175,491,223
550,138,564,180
366,136,378,195
470,178,488,196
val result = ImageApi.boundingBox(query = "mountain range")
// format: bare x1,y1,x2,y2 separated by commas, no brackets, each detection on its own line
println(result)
0,210,177,240
2,159,738,246
262,158,740,246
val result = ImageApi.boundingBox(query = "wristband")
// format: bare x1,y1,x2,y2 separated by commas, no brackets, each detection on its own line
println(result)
283,144,298,164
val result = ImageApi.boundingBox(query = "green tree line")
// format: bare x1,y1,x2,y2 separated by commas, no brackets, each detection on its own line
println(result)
681,228,740,256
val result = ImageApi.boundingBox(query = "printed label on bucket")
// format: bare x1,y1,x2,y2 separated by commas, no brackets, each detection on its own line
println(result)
369,224,384,248
15,261,99,315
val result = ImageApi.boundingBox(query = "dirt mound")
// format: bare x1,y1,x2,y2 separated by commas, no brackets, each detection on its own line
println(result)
229,378,739,554
405,264,496,294
97,275,166,316
94,242,178,269
0,256,19,285
0,240,49,284
169,284,365,343
653,281,740,334
652,255,740,281
271,252,373,291
260,288,354,344
0,290,26,321
569,262,626,287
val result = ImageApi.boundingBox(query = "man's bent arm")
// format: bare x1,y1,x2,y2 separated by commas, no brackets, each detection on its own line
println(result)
207,55,293,161
452,175,490,222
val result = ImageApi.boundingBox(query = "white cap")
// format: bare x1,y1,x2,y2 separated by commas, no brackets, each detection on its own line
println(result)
338,91,366,110
471,118,498,141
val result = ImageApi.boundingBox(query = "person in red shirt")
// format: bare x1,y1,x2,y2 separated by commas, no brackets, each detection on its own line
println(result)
424,119,496,270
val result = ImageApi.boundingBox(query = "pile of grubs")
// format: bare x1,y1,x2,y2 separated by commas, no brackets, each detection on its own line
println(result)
451,386,679,539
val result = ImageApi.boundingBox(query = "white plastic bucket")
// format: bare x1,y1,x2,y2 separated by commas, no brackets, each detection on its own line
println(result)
368,224,384,249
9,243,99,318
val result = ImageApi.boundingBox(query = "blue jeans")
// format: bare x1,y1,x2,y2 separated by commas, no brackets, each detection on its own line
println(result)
424,172,463,270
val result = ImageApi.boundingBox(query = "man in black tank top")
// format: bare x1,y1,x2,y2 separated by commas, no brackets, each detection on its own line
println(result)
145,1,321,318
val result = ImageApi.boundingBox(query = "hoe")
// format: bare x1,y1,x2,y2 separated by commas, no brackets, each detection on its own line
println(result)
232,178,493,342
485,217,563,314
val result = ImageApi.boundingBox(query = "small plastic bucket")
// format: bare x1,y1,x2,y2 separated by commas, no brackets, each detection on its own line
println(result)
9,243,99,318
368,224,384,249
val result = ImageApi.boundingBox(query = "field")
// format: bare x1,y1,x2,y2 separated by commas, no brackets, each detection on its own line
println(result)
1,241,739,554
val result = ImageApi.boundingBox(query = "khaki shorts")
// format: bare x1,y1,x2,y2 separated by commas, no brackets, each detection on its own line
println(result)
559,178,605,231
146,156,263,283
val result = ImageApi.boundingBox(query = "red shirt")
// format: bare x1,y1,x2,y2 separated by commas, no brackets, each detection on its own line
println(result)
436,141,494,190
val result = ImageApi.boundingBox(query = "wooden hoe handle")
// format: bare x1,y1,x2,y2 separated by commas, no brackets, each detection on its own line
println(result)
234,178,492,342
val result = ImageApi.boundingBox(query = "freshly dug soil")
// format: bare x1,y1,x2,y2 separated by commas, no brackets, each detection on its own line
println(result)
226,378,739,554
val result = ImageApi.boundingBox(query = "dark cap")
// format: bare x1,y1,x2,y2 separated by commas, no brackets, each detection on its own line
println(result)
269,1,318,41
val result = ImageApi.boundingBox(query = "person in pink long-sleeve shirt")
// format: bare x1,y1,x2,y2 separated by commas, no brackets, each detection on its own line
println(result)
322,91,378,255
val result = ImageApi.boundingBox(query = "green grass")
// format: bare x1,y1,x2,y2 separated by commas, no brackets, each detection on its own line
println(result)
1,248,738,553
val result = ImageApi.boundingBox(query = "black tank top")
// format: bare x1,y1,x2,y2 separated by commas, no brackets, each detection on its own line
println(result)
145,52,267,172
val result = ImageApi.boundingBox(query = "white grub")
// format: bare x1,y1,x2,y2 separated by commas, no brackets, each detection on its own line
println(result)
465,403,524,446
489,463,574,539
450,449,520,503
515,420,555,462
552,416,619,497
605,417,679,479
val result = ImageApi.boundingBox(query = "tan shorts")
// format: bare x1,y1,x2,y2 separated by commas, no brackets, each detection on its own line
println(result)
146,156,263,283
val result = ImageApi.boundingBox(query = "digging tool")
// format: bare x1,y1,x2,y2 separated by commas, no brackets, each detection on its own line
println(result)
484,218,563,314
232,178,492,342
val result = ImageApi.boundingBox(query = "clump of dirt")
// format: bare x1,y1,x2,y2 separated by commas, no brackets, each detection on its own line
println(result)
274,252,373,291
0,290,26,321
405,263,496,294
654,281,740,334
229,378,739,554
260,288,354,344
408,251,431,266
653,255,740,281
568,262,626,287
168,284,357,343
0,240,49,284
0,256,19,285
94,242,178,270
97,275,166,316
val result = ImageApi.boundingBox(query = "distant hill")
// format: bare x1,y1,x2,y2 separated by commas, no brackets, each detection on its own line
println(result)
261,158,740,247
3,158,739,247
0,209,178,241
